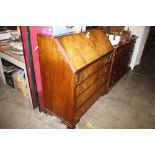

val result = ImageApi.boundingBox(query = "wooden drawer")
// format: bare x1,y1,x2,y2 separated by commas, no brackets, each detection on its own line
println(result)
76,62,111,96
76,74,108,109
77,53,112,83
75,84,107,121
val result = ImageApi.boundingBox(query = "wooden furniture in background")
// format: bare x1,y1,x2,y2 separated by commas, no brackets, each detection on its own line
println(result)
104,26,125,34
108,39,136,91
37,29,113,128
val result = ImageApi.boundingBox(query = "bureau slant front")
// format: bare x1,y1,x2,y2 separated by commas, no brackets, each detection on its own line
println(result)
37,29,113,128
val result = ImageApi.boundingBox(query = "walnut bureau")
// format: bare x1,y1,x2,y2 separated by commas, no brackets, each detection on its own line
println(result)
37,29,113,128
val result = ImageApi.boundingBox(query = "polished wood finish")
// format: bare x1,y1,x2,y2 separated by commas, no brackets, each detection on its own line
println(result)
108,39,136,91
104,26,125,34
75,84,107,121
37,29,113,128
76,62,111,97
38,36,75,125
58,29,113,71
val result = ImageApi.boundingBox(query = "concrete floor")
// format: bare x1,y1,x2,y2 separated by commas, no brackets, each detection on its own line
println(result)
0,46,155,129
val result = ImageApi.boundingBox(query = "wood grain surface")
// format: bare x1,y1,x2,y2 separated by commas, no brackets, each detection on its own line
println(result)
37,29,113,128
108,39,136,91
38,35,75,124
58,29,113,70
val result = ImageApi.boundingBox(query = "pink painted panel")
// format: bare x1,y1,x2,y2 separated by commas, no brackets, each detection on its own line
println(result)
20,26,37,108
29,26,53,111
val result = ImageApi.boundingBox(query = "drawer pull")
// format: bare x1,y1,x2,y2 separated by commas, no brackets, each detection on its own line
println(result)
84,72,88,78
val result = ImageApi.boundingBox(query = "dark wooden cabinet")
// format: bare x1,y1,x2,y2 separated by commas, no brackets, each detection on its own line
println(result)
37,29,113,128
108,39,136,91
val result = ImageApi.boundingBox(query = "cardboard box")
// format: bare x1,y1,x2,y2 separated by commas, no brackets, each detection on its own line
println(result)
12,70,28,96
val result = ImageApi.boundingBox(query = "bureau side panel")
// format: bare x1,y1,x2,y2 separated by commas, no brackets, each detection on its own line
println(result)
37,35,75,125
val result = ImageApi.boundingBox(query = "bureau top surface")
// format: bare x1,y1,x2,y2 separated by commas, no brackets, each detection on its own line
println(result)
57,29,113,70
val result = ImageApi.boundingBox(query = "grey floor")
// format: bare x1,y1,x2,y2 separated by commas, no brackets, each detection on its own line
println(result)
0,46,155,129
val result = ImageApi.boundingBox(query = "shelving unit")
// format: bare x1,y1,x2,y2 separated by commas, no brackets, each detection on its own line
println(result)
0,48,32,104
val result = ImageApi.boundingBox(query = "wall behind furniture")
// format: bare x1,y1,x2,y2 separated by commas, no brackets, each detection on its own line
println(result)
125,26,150,69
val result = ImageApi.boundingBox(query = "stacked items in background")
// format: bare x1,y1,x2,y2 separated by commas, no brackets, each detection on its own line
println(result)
0,31,11,51
104,26,137,46
9,30,23,55
0,31,11,83
12,69,28,96
3,67,17,88
2,59,27,96
10,41,23,55
2,59,17,87
0,29,23,55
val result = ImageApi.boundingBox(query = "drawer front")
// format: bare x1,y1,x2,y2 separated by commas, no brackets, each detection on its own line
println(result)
76,62,111,96
75,84,107,121
78,53,112,83
76,74,108,109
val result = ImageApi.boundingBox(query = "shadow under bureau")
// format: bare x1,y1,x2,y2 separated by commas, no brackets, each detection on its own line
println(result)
37,29,113,128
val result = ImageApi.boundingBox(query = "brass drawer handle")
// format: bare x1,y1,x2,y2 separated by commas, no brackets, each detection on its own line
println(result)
84,72,88,78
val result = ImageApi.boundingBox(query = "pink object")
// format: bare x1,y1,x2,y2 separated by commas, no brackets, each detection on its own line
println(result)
29,26,44,111
21,26,53,111
20,26,37,108
41,26,53,35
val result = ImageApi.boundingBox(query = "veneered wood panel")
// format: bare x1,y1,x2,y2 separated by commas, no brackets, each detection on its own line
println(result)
78,53,112,82
75,83,107,121
58,29,113,70
76,62,111,96
37,34,75,124
76,75,108,109
89,29,113,55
